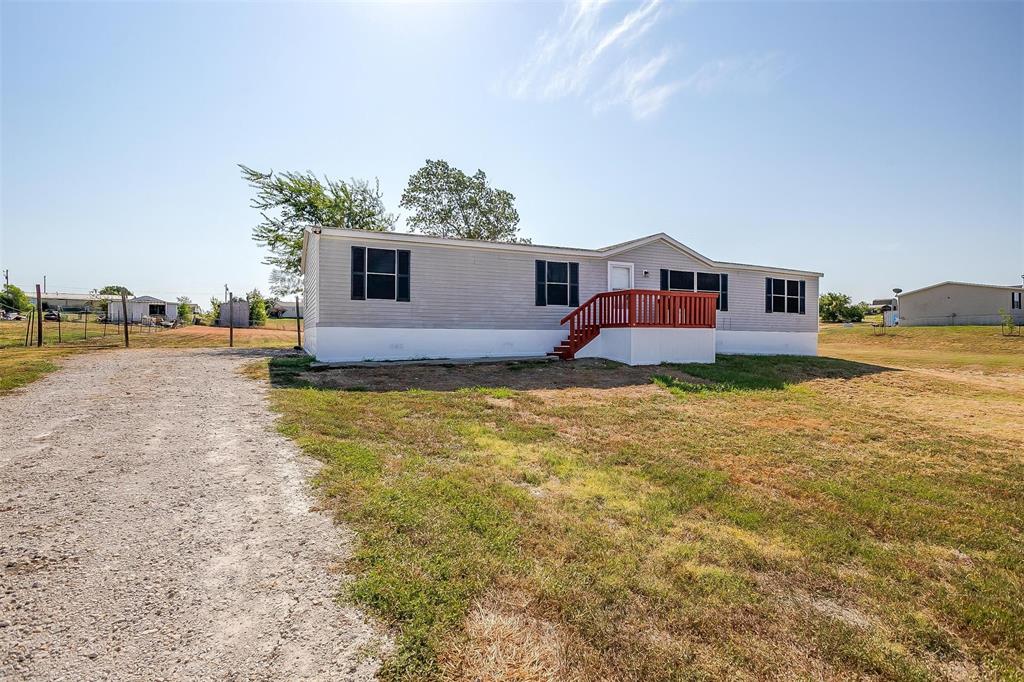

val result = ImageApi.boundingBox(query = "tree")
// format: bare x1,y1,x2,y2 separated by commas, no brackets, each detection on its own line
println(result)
247,289,268,327
400,159,527,243
203,297,221,326
0,284,33,313
819,292,866,323
240,164,398,295
176,296,193,325
99,285,133,297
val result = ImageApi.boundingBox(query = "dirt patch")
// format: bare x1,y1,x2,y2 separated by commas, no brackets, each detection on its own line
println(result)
0,348,386,679
302,358,699,392
440,591,571,682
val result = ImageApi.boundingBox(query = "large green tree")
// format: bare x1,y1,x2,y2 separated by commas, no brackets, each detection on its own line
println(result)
400,159,527,242
241,164,397,295
0,284,33,313
98,285,133,297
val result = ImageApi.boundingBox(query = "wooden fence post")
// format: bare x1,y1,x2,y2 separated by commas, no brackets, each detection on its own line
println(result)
24,308,33,347
121,293,130,348
35,285,43,347
228,292,234,348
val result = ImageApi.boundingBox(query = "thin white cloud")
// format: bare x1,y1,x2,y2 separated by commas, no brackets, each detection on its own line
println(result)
501,1,789,120
506,0,666,101
592,48,682,119
680,52,792,95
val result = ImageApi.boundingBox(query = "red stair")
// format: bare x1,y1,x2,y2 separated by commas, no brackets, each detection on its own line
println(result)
547,289,718,360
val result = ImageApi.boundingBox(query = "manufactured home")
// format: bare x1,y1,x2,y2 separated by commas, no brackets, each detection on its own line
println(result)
106,295,178,324
897,281,1024,326
300,228,821,365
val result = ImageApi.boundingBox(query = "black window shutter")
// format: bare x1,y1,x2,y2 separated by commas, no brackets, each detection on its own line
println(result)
765,278,772,313
569,262,579,307
351,246,366,300
535,260,547,306
720,274,728,312
396,250,410,302
799,280,806,314
660,269,669,290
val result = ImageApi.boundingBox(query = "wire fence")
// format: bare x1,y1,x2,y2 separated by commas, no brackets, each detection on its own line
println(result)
1,286,304,350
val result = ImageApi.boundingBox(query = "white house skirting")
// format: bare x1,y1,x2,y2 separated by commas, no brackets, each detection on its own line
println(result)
307,327,566,362
574,328,715,365
715,330,817,356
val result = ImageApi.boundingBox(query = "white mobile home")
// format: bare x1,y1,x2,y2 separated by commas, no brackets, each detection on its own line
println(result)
897,282,1024,326
106,295,178,324
300,228,821,365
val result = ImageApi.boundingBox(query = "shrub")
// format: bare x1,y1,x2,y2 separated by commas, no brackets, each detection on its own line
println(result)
176,296,193,325
248,289,268,327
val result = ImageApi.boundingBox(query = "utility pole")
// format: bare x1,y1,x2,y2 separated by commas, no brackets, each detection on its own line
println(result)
43,275,47,293
3,269,8,287
224,284,229,307
228,291,234,348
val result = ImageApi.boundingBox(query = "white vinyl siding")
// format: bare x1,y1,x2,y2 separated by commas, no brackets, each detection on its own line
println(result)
612,241,818,332
311,233,819,333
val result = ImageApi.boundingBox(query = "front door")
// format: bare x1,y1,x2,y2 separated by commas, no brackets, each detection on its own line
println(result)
608,262,634,291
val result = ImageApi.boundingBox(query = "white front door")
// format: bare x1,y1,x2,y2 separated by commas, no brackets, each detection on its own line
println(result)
608,262,634,291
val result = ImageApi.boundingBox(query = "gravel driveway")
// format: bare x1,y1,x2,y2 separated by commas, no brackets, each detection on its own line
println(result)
0,348,385,680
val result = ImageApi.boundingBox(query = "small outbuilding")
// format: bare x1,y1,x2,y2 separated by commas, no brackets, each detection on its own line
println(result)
106,295,178,324
897,282,1024,326
218,300,250,328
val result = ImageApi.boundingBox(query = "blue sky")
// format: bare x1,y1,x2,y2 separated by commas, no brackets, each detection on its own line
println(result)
2,1,1021,305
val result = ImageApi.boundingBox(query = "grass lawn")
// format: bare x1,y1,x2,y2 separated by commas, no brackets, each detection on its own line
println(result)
0,319,299,393
250,326,1024,680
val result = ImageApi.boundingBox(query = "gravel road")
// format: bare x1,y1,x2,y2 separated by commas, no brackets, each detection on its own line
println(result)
0,348,386,680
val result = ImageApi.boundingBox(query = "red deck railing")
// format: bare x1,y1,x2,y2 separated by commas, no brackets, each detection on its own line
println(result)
558,290,718,357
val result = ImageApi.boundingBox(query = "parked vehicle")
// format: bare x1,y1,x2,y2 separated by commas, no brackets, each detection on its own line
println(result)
43,311,62,321
2,311,25,321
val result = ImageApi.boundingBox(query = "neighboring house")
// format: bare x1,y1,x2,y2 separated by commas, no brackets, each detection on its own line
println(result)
897,282,1024,326
105,295,178,323
270,299,302,318
300,228,821,365
38,292,121,311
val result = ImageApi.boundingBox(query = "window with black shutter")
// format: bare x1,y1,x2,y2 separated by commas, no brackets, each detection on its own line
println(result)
351,246,409,301
351,246,366,300
766,277,806,314
660,269,727,311
1012,291,1022,310
535,260,579,306
397,250,411,302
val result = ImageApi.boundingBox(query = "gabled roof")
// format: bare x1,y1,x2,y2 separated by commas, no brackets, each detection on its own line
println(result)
130,295,167,303
303,227,823,277
900,281,1024,297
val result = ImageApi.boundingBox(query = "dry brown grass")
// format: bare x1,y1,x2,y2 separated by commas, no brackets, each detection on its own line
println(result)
0,319,297,393
256,328,1023,680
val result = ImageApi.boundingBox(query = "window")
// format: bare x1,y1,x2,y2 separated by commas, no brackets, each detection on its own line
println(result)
765,278,805,314
535,260,579,306
1013,291,1022,310
696,272,728,311
148,304,166,316
351,246,410,301
659,269,728,311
